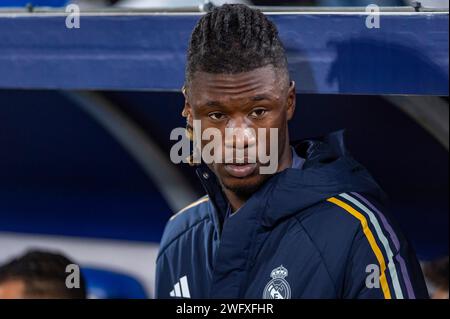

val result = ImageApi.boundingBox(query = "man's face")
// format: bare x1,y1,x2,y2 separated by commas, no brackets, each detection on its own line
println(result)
184,65,295,198
0,279,26,299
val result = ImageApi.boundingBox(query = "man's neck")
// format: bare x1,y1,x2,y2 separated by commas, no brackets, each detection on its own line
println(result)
224,189,247,213
225,145,293,212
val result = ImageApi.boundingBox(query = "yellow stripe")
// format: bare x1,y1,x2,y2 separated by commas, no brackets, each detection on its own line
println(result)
327,197,392,299
169,196,209,221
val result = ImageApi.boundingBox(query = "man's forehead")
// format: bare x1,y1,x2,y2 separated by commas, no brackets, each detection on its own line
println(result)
188,66,286,105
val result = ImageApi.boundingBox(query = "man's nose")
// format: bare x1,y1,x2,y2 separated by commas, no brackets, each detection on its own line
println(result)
224,118,256,149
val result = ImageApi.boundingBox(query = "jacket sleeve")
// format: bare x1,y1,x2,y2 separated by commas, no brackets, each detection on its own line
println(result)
343,224,429,299
155,252,173,299
331,193,429,299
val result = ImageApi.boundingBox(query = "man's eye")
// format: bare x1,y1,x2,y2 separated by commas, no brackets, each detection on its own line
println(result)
208,112,226,121
249,108,267,118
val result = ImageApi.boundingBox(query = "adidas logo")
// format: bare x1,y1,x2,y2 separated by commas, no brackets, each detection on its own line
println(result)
169,275,191,298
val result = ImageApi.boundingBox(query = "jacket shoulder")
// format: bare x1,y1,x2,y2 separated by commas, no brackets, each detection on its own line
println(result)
157,195,211,259
293,194,374,268
296,195,362,239
289,193,378,295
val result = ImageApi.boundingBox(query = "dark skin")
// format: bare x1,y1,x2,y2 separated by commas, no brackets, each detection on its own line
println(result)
183,65,296,212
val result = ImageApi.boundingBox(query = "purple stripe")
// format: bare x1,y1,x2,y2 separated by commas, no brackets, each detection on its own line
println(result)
351,192,415,299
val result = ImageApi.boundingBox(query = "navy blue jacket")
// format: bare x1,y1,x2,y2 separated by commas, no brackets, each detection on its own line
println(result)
155,131,428,299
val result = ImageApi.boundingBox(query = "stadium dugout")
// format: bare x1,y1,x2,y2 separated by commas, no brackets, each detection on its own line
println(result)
0,3,448,298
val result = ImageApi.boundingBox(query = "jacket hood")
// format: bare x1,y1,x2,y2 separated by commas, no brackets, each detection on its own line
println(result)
260,130,387,227
196,130,387,230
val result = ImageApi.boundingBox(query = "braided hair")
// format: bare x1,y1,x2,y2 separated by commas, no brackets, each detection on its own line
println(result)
185,4,289,86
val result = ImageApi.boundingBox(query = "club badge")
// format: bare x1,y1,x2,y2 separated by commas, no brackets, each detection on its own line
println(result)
263,265,291,299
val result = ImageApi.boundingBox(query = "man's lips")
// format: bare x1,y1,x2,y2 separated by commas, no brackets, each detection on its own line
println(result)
224,163,257,178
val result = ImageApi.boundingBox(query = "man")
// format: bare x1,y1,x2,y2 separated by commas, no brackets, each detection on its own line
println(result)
423,256,449,299
0,250,86,299
156,4,428,299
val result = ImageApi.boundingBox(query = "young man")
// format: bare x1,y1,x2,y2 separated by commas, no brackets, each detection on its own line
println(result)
155,4,428,299
0,250,86,299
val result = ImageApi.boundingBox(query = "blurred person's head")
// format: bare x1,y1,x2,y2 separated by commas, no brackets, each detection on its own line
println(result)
0,250,86,299
424,256,449,299
183,4,295,209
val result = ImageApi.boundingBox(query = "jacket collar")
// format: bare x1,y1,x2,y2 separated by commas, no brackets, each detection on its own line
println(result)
195,130,385,232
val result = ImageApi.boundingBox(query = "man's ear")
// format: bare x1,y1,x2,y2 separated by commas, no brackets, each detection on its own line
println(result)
181,85,193,124
181,86,194,141
286,80,296,121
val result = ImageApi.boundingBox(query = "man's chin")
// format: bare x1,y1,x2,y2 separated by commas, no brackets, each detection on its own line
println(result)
220,173,270,199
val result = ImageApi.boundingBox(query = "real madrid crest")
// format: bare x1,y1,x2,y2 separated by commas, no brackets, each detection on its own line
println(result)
263,265,291,299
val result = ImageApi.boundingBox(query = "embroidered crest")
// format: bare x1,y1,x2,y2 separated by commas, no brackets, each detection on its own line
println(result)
263,265,291,299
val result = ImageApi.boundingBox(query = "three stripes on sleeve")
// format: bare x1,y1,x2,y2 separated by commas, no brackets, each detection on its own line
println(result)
327,192,416,299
